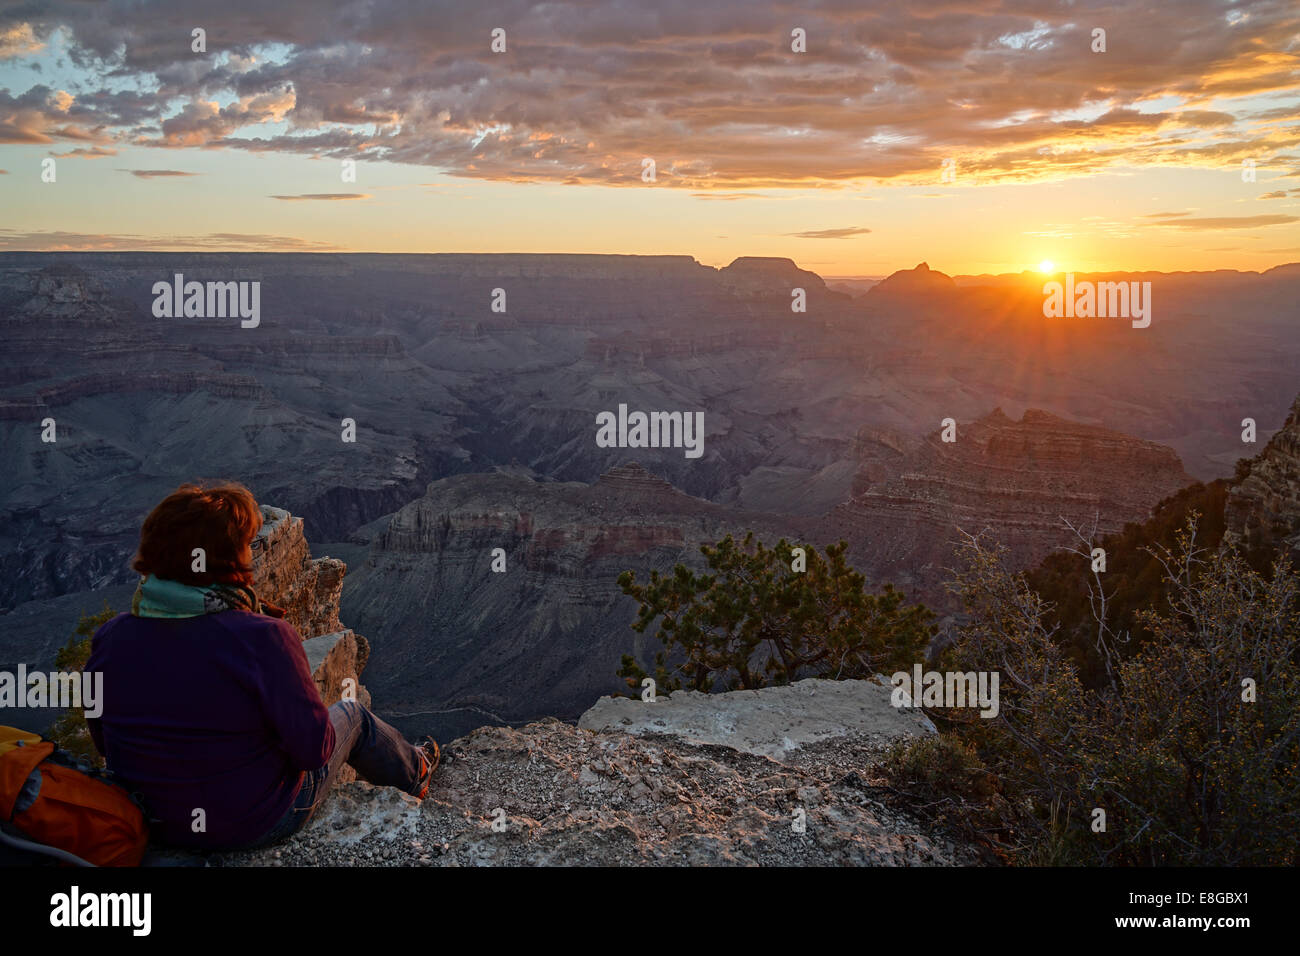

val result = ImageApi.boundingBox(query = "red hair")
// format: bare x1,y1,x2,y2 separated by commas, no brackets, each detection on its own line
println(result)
132,482,262,587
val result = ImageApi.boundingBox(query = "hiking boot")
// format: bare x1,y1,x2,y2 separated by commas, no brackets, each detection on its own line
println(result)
412,738,440,799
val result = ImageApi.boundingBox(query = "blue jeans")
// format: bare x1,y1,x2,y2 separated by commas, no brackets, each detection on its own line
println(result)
241,700,424,849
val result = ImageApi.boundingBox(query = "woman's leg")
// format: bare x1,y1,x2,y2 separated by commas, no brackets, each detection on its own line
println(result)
231,702,424,851
233,766,324,850
326,699,425,794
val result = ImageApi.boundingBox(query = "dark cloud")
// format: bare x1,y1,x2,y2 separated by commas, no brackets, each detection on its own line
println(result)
0,86,120,145
786,226,872,238
269,193,371,201
121,169,197,177
0,1,1295,186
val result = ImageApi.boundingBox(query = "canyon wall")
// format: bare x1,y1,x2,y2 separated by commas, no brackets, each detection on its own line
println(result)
341,463,813,740
829,408,1194,597
1225,392,1300,561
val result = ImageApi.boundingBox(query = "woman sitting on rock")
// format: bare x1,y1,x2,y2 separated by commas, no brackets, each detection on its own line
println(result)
85,481,439,852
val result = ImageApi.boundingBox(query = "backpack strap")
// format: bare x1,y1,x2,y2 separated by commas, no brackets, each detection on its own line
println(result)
0,740,54,821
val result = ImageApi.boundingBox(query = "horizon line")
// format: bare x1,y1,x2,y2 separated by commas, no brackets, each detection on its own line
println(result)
1,249,1297,281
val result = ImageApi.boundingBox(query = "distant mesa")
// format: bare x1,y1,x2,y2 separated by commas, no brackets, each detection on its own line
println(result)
722,256,803,273
867,261,958,298
1262,262,1300,279
718,256,828,292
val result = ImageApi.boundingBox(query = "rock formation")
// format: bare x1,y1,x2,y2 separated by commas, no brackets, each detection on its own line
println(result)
1225,392,1300,560
341,463,813,740
717,256,832,296
867,261,958,300
830,408,1194,597
579,677,936,758
341,410,1195,739
252,505,371,719
221,677,980,867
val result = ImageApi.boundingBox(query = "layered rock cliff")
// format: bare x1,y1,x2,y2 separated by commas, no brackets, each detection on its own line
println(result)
338,407,1198,737
830,408,1194,598
1225,392,1300,560
341,463,813,740
252,505,371,716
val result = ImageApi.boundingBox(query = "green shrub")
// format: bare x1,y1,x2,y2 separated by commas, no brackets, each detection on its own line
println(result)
948,520,1300,865
882,733,994,802
44,602,115,765
617,533,934,694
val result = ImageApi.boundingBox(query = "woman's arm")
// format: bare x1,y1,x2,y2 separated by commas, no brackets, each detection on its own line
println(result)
254,621,336,771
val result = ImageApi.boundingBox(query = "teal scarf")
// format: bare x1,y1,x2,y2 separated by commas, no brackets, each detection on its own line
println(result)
131,574,263,619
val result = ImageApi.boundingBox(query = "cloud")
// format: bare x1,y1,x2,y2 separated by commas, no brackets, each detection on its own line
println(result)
51,145,117,158
1258,190,1289,199
1143,214,1300,230
1170,110,1237,128
1142,211,1193,219
269,193,371,201
121,169,198,177
158,88,297,147
0,1,1297,188
0,229,343,251
0,22,43,58
0,87,121,145
785,226,873,239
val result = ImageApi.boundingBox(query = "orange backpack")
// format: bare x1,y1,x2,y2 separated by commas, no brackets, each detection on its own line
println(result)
0,726,148,867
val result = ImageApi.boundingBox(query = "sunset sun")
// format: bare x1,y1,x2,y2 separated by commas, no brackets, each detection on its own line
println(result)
1038,260,1056,273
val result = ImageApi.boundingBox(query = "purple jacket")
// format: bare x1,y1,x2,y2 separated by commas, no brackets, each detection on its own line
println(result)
85,609,336,850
